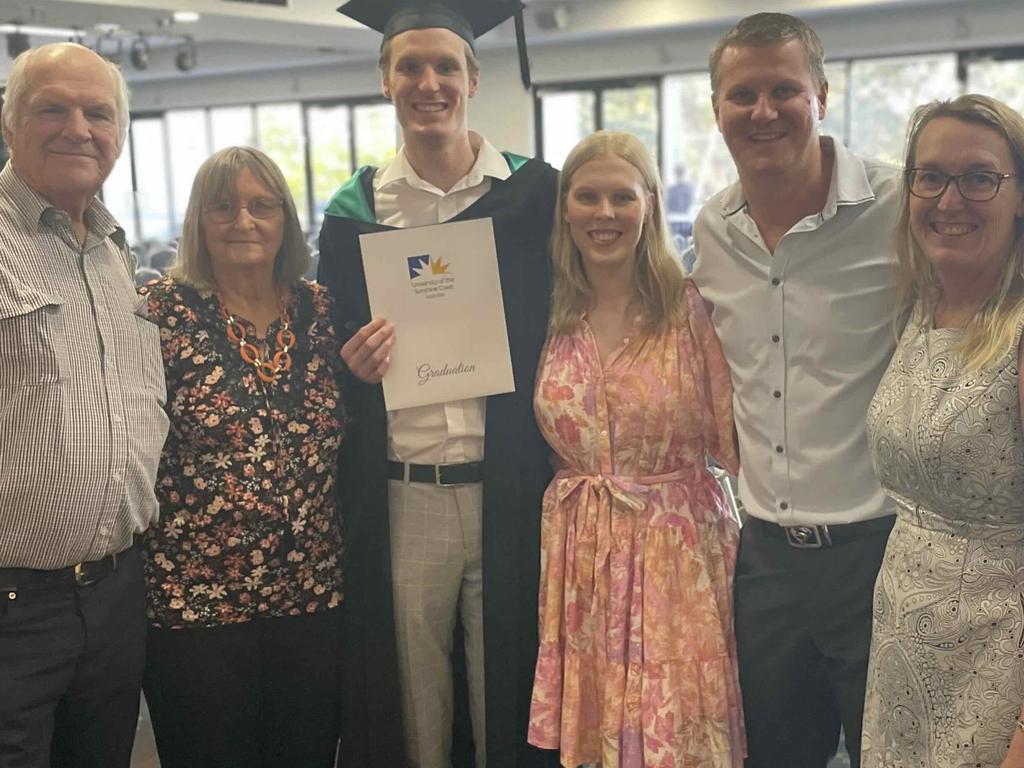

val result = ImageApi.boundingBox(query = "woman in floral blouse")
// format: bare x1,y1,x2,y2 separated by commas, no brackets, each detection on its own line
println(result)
527,131,745,767
139,147,345,768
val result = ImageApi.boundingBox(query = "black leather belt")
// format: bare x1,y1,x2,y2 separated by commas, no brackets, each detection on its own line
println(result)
0,541,137,590
386,460,483,486
747,515,895,549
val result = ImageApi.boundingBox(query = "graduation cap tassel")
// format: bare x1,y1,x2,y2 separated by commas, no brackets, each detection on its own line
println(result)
514,4,532,90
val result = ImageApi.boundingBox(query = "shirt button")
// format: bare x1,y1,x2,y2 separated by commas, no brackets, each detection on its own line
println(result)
776,445,784,453
112,413,123,423
771,334,780,343
780,502,789,510
773,390,782,398
112,472,122,482
601,429,608,437
771,277,781,286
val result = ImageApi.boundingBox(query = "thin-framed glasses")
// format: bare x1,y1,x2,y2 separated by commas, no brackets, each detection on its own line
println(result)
204,197,284,223
905,168,1016,202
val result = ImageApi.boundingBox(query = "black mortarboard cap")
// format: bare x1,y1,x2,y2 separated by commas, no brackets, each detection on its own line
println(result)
337,0,533,89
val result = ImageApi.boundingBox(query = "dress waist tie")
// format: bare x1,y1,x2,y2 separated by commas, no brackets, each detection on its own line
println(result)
553,467,696,620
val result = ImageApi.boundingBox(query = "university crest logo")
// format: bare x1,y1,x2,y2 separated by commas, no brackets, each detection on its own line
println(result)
407,254,451,280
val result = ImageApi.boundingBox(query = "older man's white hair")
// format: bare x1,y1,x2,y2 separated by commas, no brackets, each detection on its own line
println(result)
2,42,131,150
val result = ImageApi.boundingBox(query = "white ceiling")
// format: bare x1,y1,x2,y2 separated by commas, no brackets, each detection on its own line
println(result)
0,0,975,81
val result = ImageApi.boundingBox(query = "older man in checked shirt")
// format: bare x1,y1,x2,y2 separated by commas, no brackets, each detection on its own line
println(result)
0,43,168,768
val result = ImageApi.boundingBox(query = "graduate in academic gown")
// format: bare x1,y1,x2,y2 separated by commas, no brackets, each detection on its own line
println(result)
317,2,559,766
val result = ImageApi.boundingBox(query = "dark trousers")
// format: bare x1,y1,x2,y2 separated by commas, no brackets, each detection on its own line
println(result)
143,608,343,768
735,516,893,768
0,545,146,768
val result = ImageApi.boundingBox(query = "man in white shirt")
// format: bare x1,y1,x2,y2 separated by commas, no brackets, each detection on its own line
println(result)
690,13,900,768
318,2,559,767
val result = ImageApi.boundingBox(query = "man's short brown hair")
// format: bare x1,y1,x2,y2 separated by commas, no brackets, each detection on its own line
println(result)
709,13,826,105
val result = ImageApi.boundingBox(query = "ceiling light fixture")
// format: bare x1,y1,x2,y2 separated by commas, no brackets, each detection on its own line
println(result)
172,11,200,23
130,35,150,70
0,23,86,38
6,32,29,59
95,33,123,64
175,36,196,72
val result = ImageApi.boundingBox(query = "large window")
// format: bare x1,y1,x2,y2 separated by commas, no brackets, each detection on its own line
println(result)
966,57,1024,113
210,106,256,151
602,84,659,161
848,54,958,164
166,109,209,231
256,103,308,226
354,103,398,168
820,62,849,143
662,73,732,221
131,117,173,243
308,104,352,224
539,52,968,220
103,150,137,247
104,97,395,246
538,90,595,170
536,80,657,170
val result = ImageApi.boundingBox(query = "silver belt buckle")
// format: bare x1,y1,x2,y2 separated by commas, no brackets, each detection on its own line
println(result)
784,524,831,549
435,463,460,486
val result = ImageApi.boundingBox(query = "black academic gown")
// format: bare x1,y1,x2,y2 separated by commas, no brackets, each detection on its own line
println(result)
318,153,560,768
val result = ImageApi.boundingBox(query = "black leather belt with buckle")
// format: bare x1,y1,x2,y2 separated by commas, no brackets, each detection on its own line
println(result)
386,460,484,486
750,516,895,549
0,542,136,590
785,525,832,549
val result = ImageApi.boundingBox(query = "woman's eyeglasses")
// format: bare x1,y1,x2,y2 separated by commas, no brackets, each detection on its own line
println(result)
204,197,284,223
905,168,1016,202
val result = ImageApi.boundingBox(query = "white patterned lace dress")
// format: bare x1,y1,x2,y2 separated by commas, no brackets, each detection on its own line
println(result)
862,308,1024,768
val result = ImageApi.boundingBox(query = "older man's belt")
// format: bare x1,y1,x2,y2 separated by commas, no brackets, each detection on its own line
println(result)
0,541,138,590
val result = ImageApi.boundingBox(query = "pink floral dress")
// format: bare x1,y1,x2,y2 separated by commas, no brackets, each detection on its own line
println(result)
528,283,745,768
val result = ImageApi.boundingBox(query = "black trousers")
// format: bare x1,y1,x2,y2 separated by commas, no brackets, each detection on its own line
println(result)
143,608,343,768
735,516,894,768
0,545,146,768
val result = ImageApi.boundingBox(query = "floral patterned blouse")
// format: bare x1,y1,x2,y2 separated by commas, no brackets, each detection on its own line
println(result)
140,276,345,629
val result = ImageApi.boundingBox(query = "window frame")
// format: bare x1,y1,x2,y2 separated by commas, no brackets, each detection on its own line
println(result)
117,94,393,238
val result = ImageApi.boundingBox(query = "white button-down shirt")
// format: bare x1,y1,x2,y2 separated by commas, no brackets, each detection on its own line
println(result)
373,135,511,463
691,137,901,525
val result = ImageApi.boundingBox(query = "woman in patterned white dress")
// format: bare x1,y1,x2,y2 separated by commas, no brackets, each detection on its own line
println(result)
862,94,1024,768
526,131,745,768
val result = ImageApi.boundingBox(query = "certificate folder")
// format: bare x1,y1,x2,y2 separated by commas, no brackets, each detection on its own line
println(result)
360,217,515,411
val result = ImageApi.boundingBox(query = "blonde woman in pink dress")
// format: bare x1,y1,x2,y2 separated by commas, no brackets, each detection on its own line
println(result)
527,130,745,768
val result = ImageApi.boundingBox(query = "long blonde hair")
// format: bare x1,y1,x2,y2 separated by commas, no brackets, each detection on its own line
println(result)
897,94,1024,370
549,130,687,334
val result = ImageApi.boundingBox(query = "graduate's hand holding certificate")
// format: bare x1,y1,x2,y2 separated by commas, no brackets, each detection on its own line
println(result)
359,217,515,410
340,317,395,384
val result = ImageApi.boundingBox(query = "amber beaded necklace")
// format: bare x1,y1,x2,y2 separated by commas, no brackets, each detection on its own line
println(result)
217,290,296,384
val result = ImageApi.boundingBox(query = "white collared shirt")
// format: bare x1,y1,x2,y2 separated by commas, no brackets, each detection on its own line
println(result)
374,135,511,463
691,137,901,525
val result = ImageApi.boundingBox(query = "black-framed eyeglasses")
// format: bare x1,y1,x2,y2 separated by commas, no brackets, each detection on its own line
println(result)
905,168,1016,202
204,197,284,223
